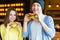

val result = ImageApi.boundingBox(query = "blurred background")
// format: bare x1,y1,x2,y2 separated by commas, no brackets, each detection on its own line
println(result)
0,0,60,40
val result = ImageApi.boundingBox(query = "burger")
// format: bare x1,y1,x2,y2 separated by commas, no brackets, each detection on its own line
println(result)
9,22,18,28
28,13,38,19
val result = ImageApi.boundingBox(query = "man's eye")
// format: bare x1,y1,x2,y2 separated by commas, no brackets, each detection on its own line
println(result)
37,5,39,6
14,14,16,16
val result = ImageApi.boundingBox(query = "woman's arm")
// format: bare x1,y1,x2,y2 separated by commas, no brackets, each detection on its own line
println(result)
16,22,23,40
18,27,23,40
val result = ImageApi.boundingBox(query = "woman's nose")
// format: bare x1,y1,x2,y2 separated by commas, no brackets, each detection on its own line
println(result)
11,15,14,17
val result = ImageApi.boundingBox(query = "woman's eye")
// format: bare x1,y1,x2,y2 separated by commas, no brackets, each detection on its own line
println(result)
9,14,16,16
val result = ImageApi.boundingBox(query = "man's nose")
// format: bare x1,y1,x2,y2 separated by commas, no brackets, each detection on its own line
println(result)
34,6,37,10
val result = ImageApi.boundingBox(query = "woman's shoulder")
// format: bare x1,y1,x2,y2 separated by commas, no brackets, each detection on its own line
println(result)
0,24,6,29
0,24,5,27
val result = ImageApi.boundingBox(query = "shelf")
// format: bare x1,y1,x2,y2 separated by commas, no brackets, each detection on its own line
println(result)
53,17,60,20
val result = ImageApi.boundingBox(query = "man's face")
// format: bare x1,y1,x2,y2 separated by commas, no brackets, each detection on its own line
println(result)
32,2,42,14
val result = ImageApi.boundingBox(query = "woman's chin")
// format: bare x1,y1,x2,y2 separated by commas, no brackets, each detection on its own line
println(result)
10,20,15,22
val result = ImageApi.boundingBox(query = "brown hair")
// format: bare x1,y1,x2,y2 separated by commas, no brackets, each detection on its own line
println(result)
4,7,19,27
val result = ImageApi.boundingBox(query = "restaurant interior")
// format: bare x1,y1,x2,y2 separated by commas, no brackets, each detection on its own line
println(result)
0,0,60,40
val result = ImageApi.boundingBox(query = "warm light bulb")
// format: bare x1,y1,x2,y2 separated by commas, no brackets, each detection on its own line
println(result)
21,3,23,6
16,3,20,6
21,8,23,11
11,4,15,7
48,5,51,8
56,4,59,8
7,4,10,7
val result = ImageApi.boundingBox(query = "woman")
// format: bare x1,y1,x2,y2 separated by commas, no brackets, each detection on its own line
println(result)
0,7,23,40
23,0,55,40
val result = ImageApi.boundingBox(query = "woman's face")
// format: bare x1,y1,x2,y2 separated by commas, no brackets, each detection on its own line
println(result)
9,10,16,22
32,2,42,14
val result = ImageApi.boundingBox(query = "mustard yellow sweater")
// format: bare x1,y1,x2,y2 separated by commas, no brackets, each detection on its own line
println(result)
0,24,23,40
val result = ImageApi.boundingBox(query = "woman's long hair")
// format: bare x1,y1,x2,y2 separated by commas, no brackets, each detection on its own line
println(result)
4,7,19,27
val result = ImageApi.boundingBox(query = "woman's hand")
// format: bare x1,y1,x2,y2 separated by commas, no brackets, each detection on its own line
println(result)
17,22,22,28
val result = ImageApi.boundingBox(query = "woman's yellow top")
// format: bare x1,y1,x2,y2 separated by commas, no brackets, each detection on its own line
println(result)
0,23,23,40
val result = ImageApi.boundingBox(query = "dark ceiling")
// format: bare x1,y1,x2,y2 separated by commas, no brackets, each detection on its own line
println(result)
0,0,29,4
